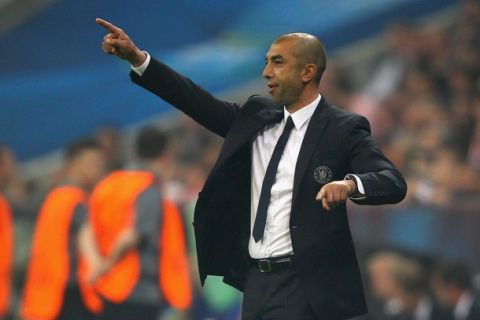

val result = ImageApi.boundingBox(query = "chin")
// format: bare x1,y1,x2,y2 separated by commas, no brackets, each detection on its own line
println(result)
271,95,285,105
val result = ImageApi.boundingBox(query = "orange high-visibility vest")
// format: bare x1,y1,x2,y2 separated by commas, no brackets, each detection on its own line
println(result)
0,193,13,317
20,186,102,320
89,171,192,309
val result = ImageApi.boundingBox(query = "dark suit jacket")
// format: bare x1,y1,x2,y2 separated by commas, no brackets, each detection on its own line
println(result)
130,58,407,320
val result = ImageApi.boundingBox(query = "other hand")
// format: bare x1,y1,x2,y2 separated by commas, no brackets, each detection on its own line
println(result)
96,18,146,67
315,180,357,211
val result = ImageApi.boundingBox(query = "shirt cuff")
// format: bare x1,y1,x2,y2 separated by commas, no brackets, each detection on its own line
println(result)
131,51,151,76
345,174,366,200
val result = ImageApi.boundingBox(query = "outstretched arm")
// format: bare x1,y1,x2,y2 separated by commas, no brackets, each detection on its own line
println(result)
96,18,240,137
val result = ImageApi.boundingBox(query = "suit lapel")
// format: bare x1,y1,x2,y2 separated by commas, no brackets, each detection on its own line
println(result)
292,98,330,207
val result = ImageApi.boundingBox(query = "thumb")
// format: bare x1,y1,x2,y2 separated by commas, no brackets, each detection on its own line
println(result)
315,188,325,201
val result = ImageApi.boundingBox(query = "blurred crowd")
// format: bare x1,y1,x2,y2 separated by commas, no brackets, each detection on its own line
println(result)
322,0,480,209
1,1,480,319
362,250,480,320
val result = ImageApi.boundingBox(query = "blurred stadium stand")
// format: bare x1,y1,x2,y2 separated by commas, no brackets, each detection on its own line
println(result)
0,0,456,161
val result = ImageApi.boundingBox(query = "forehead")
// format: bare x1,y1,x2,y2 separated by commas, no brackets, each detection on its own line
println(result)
266,38,298,58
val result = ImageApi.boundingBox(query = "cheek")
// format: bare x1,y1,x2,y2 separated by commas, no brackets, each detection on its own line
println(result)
282,80,304,100
284,72,303,88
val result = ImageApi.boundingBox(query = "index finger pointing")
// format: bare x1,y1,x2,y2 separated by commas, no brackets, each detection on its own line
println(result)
96,18,122,35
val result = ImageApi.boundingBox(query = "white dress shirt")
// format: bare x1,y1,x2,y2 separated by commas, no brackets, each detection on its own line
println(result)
249,95,321,258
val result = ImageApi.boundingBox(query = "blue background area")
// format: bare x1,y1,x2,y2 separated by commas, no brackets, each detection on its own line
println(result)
0,0,456,161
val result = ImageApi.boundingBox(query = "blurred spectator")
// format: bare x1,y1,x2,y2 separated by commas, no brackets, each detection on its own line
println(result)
367,251,408,319
95,124,125,172
334,1,480,209
319,62,353,109
0,146,29,215
367,251,450,320
20,138,106,320
364,23,419,103
173,114,219,166
390,256,450,320
431,260,480,320
84,127,191,320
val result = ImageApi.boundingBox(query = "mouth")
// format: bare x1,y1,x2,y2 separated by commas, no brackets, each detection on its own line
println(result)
267,84,278,94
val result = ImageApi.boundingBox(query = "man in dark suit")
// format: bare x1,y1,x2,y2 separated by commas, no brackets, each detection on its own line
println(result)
96,18,407,320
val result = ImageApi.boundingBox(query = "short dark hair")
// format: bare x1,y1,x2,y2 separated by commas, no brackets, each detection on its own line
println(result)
65,137,99,161
135,127,169,160
433,260,472,289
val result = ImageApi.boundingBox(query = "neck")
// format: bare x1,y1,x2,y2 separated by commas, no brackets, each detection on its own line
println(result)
285,87,319,113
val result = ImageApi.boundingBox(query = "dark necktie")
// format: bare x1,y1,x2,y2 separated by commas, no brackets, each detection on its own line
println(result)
253,116,295,242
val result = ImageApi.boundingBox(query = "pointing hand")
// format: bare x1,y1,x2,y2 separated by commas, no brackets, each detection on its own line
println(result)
96,18,146,67
315,180,357,211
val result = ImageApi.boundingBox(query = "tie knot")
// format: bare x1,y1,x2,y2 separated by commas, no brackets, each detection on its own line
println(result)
285,116,294,131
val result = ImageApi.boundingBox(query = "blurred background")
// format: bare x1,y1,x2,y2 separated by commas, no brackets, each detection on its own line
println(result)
1,0,480,319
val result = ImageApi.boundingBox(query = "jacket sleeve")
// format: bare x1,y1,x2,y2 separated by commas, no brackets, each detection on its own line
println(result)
346,116,407,205
130,57,241,138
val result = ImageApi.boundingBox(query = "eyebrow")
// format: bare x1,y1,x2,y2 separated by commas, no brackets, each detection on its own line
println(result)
265,54,284,62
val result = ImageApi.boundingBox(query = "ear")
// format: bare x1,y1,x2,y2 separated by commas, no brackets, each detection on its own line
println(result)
301,64,317,83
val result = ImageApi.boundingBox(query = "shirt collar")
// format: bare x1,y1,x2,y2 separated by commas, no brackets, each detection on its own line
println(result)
284,94,321,130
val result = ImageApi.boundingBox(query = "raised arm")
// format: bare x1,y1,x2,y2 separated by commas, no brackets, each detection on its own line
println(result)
96,18,240,137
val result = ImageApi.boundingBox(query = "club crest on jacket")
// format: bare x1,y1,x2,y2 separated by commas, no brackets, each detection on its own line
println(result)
314,166,332,184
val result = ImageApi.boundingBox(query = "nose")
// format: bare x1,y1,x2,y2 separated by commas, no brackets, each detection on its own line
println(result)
263,62,272,80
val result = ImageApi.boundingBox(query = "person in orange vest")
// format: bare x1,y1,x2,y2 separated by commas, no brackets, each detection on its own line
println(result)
20,138,106,320
0,146,15,320
83,127,192,320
